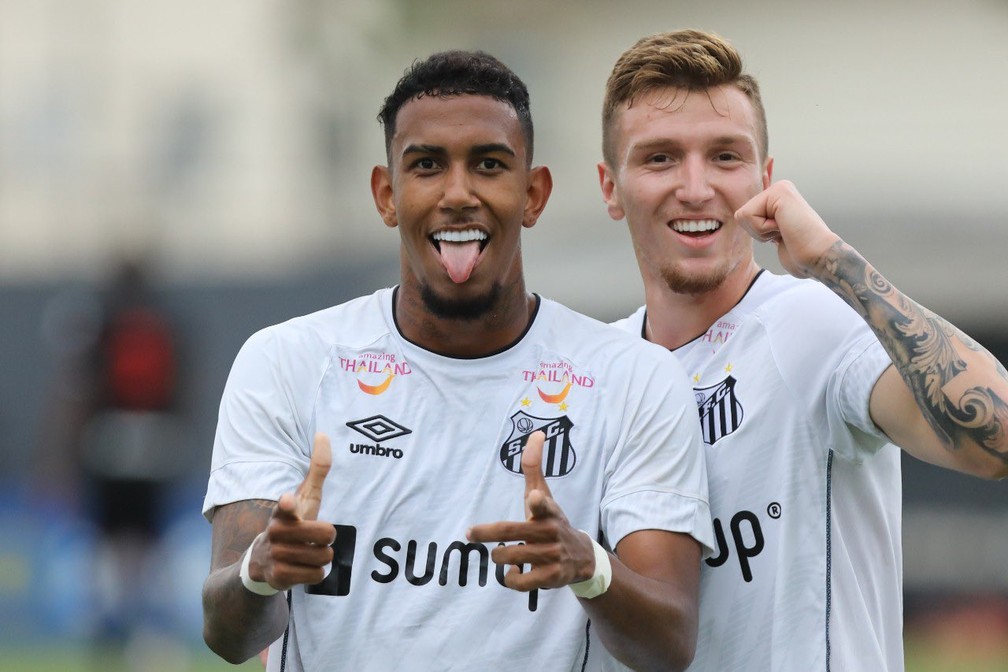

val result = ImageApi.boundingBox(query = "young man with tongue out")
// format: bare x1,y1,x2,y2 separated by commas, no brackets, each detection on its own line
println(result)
201,50,713,671
599,30,1008,671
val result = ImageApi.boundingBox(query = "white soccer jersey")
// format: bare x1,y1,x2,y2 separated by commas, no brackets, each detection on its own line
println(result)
613,271,903,672
205,287,713,672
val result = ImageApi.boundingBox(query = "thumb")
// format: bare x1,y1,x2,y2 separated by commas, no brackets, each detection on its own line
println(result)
735,189,774,238
521,431,553,519
295,433,332,521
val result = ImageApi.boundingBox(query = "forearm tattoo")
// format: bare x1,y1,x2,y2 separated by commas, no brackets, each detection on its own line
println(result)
817,240,1008,465
211,498,276,566
203,499,288,658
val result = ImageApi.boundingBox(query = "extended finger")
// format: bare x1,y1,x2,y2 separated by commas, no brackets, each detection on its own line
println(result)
268,542,334,567
295,433,332,521
267,518,338,546
521,432,552,518
467,519,559,544
491,541,565,567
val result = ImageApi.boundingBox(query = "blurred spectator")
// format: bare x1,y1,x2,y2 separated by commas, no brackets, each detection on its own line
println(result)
40,257,190,667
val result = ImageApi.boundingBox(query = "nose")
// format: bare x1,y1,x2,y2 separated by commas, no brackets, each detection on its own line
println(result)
675,155,715,205
440,164,480,211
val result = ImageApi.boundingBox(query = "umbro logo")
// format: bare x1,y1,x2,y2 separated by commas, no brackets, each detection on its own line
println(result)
346,415,412,442
346,415,412,460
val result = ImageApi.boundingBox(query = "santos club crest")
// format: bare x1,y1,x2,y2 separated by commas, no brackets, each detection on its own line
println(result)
499,411,576,477
694,375,743,445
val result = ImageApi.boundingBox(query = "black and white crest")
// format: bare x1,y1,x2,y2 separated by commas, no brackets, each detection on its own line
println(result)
499,411,576,477
694,375,743,445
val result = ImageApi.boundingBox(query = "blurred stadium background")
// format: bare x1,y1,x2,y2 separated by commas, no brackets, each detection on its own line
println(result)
0,1,1005,670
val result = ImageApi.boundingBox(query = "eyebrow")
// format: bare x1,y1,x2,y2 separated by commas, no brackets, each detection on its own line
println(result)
400,143,517,159
631,135,753,152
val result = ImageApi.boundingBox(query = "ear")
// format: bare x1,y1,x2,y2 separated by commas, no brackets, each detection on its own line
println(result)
762,156,774,189
522,166,553,229
370,165,397,228
597,161,625,221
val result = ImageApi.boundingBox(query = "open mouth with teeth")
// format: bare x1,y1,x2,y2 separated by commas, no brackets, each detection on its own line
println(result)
671,219,721,237
431,229,489,283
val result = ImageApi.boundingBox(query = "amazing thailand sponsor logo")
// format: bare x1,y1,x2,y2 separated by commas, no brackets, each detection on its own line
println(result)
521,359,594,406
339,352,412,396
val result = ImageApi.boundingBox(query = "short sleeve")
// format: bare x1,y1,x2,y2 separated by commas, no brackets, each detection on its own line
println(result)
827,334,892,461
202,327,313,520
768,283,893,464
599,349,715,557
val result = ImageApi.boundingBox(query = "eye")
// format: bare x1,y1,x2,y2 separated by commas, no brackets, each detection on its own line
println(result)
413,157,439,171
477,158,505,171
714,151,742,163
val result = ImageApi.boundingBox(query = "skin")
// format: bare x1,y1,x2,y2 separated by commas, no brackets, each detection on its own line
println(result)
600,84,1008,480
468,431,701,672
204,93,705,670
202,435,335,664
371,94,550,357
599,85,772,347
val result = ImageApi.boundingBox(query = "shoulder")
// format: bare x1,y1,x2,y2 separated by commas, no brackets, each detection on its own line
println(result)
749,273,861,335
746,273,881,381
227,290,395,387
243,288,393,355
609,305,646,336
542,299,661,351
538,298,688,379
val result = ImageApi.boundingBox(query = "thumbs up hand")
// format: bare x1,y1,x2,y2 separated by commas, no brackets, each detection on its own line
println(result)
467,431,597,591
246,434,338,591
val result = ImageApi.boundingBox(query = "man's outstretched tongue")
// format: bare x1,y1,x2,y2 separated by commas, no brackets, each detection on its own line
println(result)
439,241,481,284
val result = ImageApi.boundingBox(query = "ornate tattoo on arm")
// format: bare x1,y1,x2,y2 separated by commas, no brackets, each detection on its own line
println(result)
817,240,1008,466
212,499,276,567
204,499,287,648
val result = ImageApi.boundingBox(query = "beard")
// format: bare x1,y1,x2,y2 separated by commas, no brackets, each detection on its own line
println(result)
420,281,503,321
659,257,736,296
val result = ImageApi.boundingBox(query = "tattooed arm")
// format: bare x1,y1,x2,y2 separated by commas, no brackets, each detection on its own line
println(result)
203,435,337,663
736,181,1008,479
202,499,289,663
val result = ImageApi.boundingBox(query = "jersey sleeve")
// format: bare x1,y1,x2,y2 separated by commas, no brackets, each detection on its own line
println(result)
599,347,715,556
202,326,315,520
828,333,892,458
767,284,892,463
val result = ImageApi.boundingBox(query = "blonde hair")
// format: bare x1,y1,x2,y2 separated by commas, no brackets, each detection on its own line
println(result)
602,29,768,166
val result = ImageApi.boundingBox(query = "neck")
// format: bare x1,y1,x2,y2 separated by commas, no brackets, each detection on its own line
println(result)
394,282,537,357
644,260,761,350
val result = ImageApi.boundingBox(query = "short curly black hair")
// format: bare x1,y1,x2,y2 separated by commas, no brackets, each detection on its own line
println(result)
378,50,534,165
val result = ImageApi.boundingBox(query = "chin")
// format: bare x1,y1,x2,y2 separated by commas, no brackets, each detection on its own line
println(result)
660,263,733,296
420,281,502,321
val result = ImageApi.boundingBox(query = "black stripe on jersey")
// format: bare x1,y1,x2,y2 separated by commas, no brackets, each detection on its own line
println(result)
580,619,591,672
280,590,292,672
825,450,834,672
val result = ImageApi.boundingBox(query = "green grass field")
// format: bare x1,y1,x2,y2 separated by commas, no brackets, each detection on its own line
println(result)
0,646,262,672
0,640,1005,672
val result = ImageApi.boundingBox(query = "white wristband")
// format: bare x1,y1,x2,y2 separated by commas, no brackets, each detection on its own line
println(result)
239,534,279,596
569,531,612,599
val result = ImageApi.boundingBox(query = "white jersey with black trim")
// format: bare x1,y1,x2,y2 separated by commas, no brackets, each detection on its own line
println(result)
204,287,713,672
613,271,903,672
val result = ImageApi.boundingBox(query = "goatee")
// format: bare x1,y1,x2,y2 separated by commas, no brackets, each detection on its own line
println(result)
420,282,502,321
